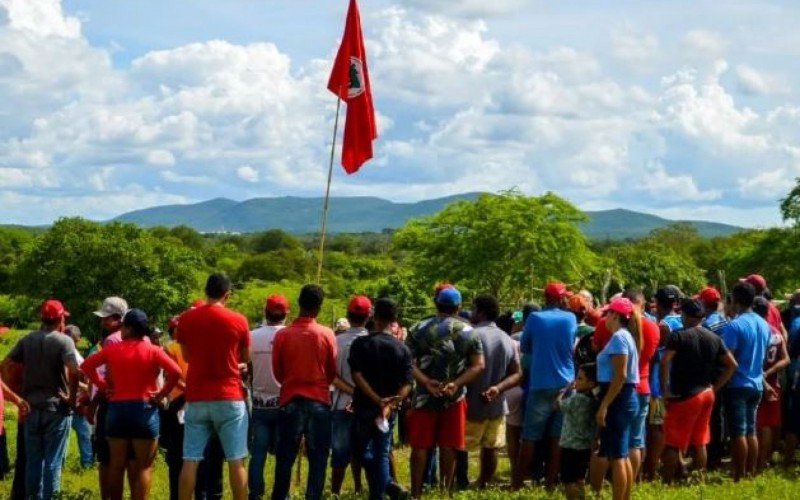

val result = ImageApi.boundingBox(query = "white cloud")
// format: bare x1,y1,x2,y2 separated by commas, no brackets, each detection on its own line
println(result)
638,162,722,201
682,30,729,58
735,64,789,96
145,150,176,167
401,0,526,18
236,165,259,183
611,25,659,63
737,168,790,201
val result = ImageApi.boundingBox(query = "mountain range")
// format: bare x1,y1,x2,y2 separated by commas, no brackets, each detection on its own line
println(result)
111,193,742,240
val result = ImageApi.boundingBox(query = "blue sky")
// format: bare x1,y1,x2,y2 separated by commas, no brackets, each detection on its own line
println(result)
2,0,800,226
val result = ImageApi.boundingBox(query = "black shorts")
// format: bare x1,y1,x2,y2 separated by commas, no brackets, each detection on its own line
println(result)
94,402,110,465
560,447,591,484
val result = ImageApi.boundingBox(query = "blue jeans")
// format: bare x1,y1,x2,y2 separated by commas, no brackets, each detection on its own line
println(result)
353,413,394,500
725,386,761,437
598,384,639,460
24,408,72,500
248,407,279,500
331,410,354,469
272,398,331,500
71,414,93,467
522,388,565,441
184,401,249,461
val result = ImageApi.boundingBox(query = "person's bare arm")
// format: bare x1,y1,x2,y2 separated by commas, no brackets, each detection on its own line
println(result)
333,376,354,395
412,363,443,397
1,380,28,417
445,353,485,397
597,354,628,427
713,350,738,393
484,357,521,402
660,349,676,399
764,337,790,379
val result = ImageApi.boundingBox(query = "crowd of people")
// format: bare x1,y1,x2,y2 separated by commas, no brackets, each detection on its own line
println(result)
1,271,800,500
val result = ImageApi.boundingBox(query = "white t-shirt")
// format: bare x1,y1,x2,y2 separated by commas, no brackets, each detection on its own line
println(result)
251,324,285,406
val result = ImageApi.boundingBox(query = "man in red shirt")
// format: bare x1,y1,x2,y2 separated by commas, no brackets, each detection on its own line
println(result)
177,274,251,500
271,284,337,500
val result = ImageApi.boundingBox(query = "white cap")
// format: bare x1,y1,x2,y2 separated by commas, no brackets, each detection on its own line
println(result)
94,297,129,318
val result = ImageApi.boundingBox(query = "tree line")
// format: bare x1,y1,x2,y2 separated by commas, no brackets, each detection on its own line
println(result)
1,188,799,339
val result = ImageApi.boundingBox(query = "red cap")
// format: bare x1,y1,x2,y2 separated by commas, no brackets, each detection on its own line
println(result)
348,295,372,316
191,299,206,308
266,294,290,314
608,297,634,319
434,282,454,297
544,282,571,299
740,274,767,292
41,299,69,322
698,287,722,305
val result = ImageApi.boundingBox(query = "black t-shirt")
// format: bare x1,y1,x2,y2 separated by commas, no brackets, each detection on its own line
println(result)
348,331,413,415
666,326,727,400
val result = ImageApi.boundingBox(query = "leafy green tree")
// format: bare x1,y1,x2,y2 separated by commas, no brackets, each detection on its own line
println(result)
149,225,206,250
13,218,204,338
603,239,707,297
392,191,598,300
780,177,800,227
250,229,302,253
233,248,313,284
0,227,35,288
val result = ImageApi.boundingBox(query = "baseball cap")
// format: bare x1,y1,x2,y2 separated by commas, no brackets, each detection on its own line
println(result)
654,285,682,305
681,298,706,318
568,294,589,313
607,297,634,319
266,294,290,314
436,287,462,306
94,296,129,318
698,287,722,306
544,282,571,299
348,295,372,316
122,308,149,332
41,299,69,322
740,274,767,292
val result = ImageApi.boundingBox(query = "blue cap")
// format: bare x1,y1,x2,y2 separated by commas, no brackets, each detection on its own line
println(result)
123,308,149,333
436,287,462,306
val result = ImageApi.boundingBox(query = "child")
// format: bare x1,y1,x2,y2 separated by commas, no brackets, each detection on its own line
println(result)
557,363,598,500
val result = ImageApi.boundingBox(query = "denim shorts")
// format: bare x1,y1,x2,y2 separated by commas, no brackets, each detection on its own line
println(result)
522,388,565,441
106,401,160,440
629,393,650,449
598,384,639,460
331,410,354,468
184,400,249,461
725,387,761,437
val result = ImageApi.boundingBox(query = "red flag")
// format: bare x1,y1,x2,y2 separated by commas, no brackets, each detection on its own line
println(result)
327,0,377,174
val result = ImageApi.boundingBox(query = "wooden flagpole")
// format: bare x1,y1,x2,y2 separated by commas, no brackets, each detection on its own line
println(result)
316,97,342,284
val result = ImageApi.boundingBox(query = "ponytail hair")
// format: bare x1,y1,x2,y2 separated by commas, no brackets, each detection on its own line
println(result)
619,308,644,355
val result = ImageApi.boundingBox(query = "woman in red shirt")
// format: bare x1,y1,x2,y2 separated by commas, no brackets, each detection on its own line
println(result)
82,309,182,500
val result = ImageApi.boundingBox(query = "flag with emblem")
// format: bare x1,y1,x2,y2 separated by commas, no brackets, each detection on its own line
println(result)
327,0,377,174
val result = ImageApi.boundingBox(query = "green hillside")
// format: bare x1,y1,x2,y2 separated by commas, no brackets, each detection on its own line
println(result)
111,194,742,239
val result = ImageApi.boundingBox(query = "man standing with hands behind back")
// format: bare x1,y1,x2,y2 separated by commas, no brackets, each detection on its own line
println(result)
406,286,485,498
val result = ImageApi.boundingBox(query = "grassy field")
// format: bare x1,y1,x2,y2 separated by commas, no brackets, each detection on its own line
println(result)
0,329,799,498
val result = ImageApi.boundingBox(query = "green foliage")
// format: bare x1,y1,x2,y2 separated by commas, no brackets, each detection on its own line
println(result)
0,226,35,287
227,280,348,327
233,249,313,284
393,191,597,301
603,239,707,297
149,225,206,250
780,177,800,226
0,294,39,328
714,228,800,294
12,218,204,338
250,229,303,253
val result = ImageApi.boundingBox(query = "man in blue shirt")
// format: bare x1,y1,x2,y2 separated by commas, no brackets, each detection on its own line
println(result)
721,282,770,482
513,282,576,490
